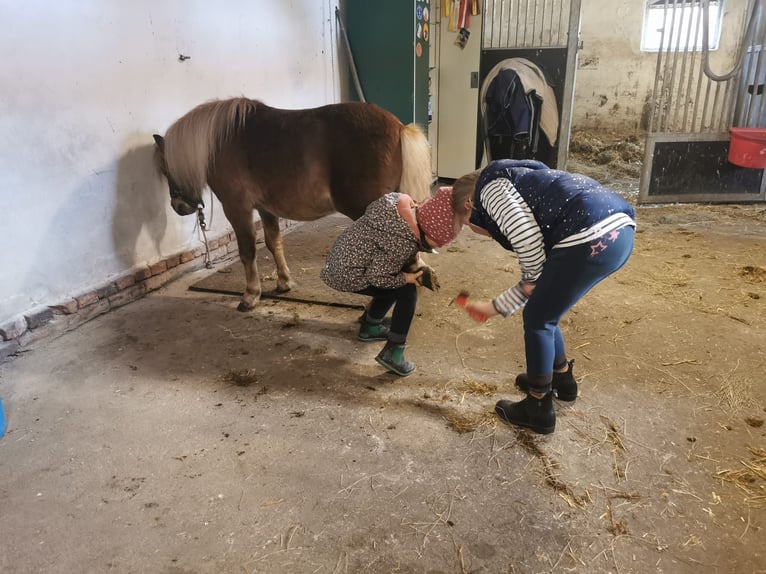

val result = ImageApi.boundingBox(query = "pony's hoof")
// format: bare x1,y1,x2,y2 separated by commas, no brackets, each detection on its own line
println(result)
237,299,257,312
275,281,294,293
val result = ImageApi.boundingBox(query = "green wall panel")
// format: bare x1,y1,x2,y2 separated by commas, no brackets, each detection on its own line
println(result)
346,1,430,130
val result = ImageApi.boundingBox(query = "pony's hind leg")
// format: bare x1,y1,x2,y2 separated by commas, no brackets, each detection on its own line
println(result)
223,204,262,311
258,209,293,293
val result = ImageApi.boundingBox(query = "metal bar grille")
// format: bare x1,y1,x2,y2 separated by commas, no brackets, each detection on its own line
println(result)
734,12,766,128
650,0,766,133
482,0,572,48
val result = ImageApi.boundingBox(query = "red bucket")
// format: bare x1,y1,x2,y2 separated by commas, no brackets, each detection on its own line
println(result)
728,127,766,169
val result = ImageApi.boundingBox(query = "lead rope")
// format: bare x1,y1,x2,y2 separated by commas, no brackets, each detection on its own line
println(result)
197,206,213,269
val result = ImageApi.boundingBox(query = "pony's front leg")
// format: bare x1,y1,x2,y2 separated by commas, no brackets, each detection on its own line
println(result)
259,210,294,292
224,206,262,311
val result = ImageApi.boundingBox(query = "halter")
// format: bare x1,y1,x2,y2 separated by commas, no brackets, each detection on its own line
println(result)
170,186,204,210
168,186,212,267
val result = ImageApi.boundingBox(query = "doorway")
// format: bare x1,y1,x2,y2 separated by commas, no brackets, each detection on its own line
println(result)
434,0,582,179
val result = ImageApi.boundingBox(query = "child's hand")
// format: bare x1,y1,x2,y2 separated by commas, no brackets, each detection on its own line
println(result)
416,265,440,291
521,281,536,297
465,300,496,323
403,269,424,285
454,292,497,323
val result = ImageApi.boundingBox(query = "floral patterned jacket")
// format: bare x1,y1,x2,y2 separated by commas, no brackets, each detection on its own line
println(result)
321,193,421,292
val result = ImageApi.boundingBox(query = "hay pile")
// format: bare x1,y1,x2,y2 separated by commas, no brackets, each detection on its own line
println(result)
567,130,645,196
716,447,766,507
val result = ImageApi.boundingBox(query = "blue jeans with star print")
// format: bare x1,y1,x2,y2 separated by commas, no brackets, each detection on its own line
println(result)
521,225,635,393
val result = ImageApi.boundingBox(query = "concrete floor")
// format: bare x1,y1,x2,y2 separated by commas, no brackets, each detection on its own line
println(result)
1,211,764,574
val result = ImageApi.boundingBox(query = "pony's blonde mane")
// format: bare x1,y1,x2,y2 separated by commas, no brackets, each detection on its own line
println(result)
163,98,256,199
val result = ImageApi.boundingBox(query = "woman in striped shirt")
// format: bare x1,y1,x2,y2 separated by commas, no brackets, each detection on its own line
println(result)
455,159,636,434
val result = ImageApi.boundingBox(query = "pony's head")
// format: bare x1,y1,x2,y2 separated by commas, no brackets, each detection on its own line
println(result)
152,133,204,217
153,99,255,217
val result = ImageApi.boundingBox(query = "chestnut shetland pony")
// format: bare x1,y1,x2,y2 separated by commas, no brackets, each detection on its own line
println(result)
153,98,432,311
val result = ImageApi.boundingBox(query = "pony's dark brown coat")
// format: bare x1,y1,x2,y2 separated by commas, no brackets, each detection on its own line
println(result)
154,98,432,310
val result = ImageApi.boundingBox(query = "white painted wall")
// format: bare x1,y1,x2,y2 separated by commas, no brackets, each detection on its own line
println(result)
0,0,340,326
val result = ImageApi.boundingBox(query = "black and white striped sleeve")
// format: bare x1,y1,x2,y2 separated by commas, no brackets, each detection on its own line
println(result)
480,179,546,317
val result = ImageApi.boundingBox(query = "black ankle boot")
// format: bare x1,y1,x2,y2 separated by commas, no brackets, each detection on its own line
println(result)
495,392,555,434
515,360,578,402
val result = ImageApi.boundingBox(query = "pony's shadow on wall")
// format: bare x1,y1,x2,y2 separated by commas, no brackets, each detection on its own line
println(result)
19,140,169,307
111,140,171,268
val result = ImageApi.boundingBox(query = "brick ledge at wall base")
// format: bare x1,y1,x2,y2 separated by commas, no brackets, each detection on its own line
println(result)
0,218,285,364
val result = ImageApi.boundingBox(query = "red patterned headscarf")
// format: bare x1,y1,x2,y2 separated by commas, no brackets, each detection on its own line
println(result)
416,186,457,247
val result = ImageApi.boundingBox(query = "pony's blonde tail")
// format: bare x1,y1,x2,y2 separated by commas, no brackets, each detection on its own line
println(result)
399,123,433,203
